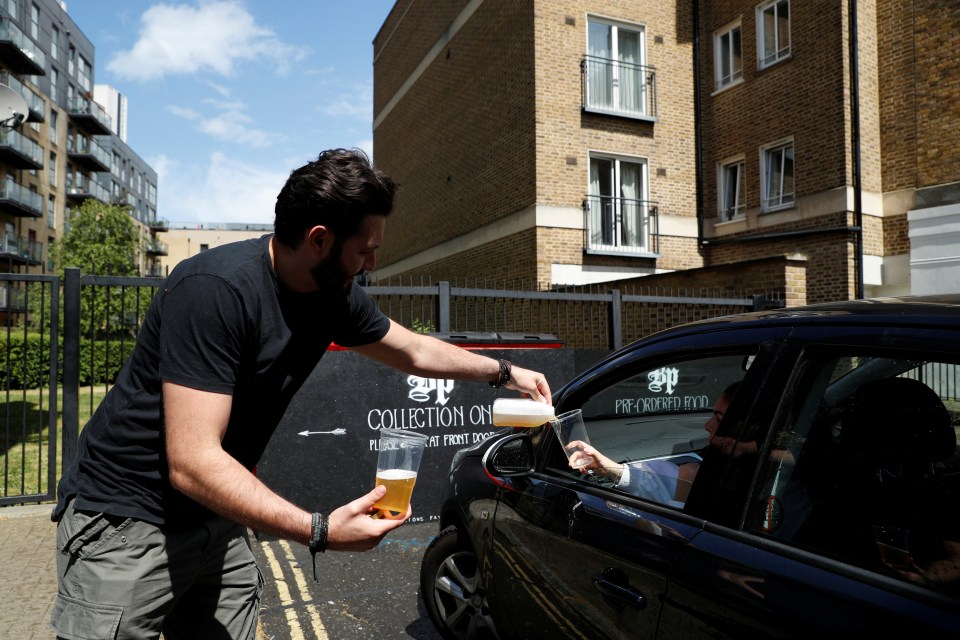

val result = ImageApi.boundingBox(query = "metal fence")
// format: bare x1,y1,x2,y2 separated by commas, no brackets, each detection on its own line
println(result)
0,269,780,506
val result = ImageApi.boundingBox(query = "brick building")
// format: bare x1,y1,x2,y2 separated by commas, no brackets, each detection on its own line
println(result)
0,0,161,283
372,0,959,304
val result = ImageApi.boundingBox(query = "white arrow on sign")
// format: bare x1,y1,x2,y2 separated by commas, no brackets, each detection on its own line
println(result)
298,428,347,437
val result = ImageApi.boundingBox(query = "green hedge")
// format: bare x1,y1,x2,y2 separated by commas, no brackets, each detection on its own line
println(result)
0,333,136,389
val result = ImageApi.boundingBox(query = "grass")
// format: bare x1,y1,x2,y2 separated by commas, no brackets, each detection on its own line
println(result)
0,386,108,501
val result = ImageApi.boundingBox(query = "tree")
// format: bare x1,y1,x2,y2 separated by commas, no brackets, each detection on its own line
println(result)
53,199,141,277
45,200,156,337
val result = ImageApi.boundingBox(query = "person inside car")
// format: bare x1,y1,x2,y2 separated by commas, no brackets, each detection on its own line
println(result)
567,382,742,506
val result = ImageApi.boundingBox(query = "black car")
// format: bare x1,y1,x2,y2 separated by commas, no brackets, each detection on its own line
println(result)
420,295,960,639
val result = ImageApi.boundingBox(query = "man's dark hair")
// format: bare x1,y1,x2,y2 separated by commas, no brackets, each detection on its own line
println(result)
274,148,398,248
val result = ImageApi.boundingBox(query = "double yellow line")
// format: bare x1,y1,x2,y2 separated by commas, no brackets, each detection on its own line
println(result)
258,538,329,640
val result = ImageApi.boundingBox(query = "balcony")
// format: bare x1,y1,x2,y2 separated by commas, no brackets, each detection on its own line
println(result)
67,97,112,136
0,72,45,122
0,176,42,218
149,216,169,232
583,195,659,256
67,133,110,172
0,127,42,169
581,56,657,121
0,282,27,312
0,19,45,76
144,238,168,256
0,232,41,265
65,174,110,204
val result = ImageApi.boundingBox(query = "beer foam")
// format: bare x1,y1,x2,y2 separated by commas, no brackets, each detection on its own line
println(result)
377,468,418,480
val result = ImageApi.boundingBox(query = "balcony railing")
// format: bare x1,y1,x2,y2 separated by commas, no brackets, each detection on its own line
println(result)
65,174,110,203
67,97,112,135
0,127,42,169
144,238,168,256
581,56,657,120
0,232,41,263
67,133,110,172
0,176,42,217
0,18,45,75
149,216,169,232
0,71,45,121
583,195,659,256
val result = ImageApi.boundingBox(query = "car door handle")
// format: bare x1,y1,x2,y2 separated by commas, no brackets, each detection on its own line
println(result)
592,569,647,611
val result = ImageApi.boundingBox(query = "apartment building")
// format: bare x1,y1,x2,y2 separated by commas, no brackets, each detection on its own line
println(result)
372,0,959,304
0,0,160,281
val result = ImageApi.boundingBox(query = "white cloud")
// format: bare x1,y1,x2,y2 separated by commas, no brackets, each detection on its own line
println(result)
198,110,275,148
107,1,307,81
320,82,373,120
167,101,277,148
166,105,200,120
160,152,287,224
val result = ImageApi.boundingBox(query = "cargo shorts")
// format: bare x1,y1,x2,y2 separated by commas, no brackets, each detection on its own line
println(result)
51,498,263,640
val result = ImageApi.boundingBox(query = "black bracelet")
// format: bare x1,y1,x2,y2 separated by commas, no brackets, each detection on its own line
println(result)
488,358,512,389
309,512,328,582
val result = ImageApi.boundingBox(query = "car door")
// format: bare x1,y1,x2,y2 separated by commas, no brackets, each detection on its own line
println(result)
488,331,787,640
659,328,960,637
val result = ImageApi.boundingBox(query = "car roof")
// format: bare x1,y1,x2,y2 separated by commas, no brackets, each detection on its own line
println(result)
624,293,960,352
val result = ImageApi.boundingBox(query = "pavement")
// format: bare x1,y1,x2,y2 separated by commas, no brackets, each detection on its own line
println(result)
0,503,444,640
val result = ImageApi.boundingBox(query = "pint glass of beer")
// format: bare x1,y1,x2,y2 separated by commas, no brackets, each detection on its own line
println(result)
374,429,428,517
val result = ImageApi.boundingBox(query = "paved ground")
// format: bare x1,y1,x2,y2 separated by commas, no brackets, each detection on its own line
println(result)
0,503,444,640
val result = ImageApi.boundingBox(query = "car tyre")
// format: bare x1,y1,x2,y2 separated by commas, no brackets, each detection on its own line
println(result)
420,526,500,640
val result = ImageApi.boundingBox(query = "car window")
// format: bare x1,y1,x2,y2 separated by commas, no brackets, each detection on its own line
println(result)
748,351,960,597
551,352,754,508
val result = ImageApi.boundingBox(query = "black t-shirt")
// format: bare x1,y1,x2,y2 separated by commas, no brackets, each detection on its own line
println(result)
54,234,390,526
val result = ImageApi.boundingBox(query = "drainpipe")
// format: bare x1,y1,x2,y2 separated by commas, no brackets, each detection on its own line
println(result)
849,0,864,299
693,0,705,248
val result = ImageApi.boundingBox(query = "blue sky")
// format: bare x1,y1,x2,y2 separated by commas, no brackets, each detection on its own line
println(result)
64,0,396,225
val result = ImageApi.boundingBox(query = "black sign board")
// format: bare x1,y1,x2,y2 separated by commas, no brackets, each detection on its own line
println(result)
257,342,573,526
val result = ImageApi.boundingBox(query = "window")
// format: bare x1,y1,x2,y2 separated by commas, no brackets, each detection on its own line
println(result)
757,0,790,68
50,25,58,61
49,108,57,142
47,196,55,229
563,352,753,508
29,3,39,40
48,151,55,187
49,68,58,103
719,156,746,220
715,21,743,90
200,244,209,252
748,351,960,595
586,154,653,254
2,0,17,21
68,45,75,78
78,56,92,92
761,140,794,211
584,19,650,118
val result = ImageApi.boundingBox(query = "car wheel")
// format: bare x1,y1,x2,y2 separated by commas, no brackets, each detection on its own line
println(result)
420,526,500,640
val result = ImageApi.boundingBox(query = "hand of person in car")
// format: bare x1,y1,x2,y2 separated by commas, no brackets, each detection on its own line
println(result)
565,440,624,480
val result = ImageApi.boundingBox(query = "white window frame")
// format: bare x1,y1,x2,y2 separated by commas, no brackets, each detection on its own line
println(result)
586,152,653,255
757,0,791,69
714,20,743,91
760,138,795,212
718,155,746,221
585,17,650,119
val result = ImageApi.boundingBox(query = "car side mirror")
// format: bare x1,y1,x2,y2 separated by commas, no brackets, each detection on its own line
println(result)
482,433,535,477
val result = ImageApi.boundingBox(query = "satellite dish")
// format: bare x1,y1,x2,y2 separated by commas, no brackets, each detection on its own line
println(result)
0,83,28,130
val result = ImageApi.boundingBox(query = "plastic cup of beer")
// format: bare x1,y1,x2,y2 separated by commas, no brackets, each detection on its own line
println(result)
374,429,428,518
551,409,594,468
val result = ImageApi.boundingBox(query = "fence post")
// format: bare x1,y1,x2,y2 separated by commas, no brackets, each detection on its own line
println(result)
62,268,81,471
609,289,623,351
437,281,451,333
